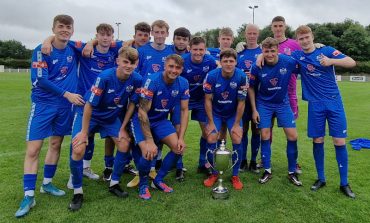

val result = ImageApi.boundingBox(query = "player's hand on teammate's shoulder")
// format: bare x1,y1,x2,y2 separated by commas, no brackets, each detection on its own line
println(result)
256,54,264,68
41,41,53,56
63,91,85,106
314,42,325,49
82,42,94,58
235,41,247,53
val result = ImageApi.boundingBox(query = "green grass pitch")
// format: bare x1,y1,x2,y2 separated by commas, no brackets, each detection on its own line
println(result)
0,72,369,222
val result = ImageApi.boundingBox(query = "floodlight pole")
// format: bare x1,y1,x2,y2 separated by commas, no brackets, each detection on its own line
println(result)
248,5,258,24
115,22,122,40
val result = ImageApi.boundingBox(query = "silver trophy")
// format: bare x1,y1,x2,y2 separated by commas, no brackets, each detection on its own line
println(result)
206,139,238,199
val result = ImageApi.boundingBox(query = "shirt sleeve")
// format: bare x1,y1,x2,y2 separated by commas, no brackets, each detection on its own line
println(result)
140,77,155,101
324,46,346,59
237,72,248,100
180,79,190,100
249,65,259,87
130,74,142,104
86,76,105,107
203,72,215,94
30,48,66,96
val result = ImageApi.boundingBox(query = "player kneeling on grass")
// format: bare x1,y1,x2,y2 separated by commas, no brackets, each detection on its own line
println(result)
248,37,302,186
132,54,189,200
291,25,356,198
203,48,248,190
69,47,142,211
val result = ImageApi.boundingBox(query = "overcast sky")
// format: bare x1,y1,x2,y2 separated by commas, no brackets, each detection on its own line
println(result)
0,0,369,49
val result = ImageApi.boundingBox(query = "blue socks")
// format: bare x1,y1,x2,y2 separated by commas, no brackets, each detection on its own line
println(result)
261,139,271,170
313,142,325,182
335,145,348,186
104,155,114,168
156,151,180,182
83,135,95,160
138,157,151,187
241,133,248,162
199,137,207,167
23,174,37,192
232,143,242,176
250,133,260,162
287,140,298,173
176,155,183,169
111,151,129,182
43,164,57,179
70,159,83,188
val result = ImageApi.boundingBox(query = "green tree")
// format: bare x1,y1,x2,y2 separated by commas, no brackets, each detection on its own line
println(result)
0,40,31,59
194,28,220,48
311,25,339,48
338,24,370,61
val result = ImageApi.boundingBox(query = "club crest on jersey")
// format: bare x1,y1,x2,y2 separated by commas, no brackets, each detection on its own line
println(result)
221,91,229,100
316,54,324,61
97,61,105,68
193,75,201,82
60,66,68,75
307,64,315,72
67,56,73,63
244,60,252,69
230,82,237,89
152,64,161,72
171,90,179,97
161,99,168,108
126,85,134,93
269,78,278,86
203,66,210,72
114,97,121,105
279,68,287,75
284,47,291,55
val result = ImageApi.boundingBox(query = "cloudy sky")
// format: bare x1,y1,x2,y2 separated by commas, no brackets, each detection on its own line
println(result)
0,0,369,49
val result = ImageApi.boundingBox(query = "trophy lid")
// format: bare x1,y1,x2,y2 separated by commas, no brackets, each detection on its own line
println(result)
216,139,230,155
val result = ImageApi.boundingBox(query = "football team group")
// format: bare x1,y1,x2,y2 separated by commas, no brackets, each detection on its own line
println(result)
15,14,356,218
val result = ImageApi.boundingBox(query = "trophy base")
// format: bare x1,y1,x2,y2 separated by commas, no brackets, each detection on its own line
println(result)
212,186,229,199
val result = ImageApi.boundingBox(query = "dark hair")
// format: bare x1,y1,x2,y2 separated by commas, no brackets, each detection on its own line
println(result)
53,14,74,28
189,36,206,47
173,27,191,39
271,16,285,24
134,22,151,34
261,37,279,49
220,48,237,60
166,54,184,67
96,23,114,34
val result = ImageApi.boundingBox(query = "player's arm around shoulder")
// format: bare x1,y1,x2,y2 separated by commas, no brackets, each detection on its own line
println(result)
320,46,356,68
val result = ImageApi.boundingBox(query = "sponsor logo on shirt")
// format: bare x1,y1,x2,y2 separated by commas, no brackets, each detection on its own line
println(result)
91,86,103,96
332,50,341,56
32,61,48,68
203,82,212,90
97,62,105,68
283,47,291,56
193,75,201,82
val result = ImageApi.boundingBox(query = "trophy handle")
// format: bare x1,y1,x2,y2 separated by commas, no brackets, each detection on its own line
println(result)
229,150,239,169
205,149,215,170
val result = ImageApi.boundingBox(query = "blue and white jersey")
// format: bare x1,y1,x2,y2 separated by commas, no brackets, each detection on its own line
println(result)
181,53,217,109
291,46,346,102
203,68,248,118
207,48,221,61
86,67,142,124
137,43,175,77
140,72,190,123
237,46,262,73
69,40,122,96
250,54,298,105
30,44,78,108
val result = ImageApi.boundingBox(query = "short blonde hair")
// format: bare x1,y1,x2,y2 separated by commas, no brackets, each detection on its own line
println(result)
118,47,139,64
151,20,169,32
